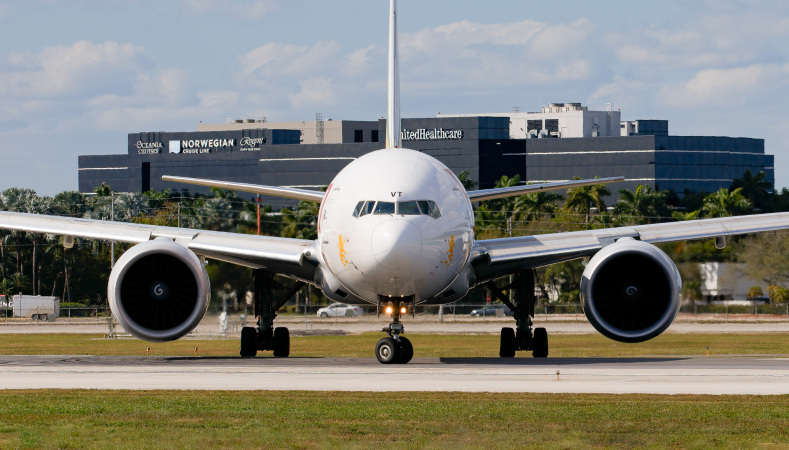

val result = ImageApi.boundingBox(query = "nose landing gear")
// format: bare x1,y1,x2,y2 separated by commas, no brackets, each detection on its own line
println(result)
375,298,414,364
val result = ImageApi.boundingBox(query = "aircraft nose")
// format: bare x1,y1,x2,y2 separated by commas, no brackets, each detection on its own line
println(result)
371,219,422,270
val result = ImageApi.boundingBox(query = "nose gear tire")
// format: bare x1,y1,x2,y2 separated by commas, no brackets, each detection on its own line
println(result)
376,337,399,364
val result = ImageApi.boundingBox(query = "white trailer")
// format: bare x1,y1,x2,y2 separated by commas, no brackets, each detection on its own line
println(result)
12,295,60,321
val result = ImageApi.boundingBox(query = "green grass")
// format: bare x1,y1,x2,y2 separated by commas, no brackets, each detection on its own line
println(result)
1,332,789,358
0,391,788,448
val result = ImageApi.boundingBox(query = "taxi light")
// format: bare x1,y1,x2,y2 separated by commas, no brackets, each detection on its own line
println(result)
400,306,407,314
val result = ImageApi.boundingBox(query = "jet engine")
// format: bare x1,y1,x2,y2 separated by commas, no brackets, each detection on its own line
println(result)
108,238,210,342
580,238,681,343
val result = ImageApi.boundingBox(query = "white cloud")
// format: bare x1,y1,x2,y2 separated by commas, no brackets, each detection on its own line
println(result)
181,0,279,20
660,64,789,108
0,41,149,99
397,18,598,95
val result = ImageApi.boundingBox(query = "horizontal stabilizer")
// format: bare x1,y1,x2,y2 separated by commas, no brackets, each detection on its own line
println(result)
162,175,326,203
467,177,625,202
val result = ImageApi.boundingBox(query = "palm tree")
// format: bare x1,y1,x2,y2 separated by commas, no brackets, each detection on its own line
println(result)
513,190,563,223
731,169,771,211
9,272,28,294
281,201,319,239
0,278,14,298
702,188,753,218
456,171,477,190
614,185,671,224
564,177,611,224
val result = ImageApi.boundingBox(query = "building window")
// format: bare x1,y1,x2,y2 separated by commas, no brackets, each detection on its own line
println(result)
371,130,379,142
354,130,364,143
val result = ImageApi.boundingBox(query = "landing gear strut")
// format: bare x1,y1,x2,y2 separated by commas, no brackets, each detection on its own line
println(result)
240,269,305,357
375,298,414,364
484,270,548,358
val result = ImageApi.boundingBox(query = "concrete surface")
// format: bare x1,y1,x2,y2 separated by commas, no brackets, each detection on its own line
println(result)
1,355,788,395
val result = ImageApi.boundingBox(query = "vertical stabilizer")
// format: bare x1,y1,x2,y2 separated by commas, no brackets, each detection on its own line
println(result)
386,0,401,149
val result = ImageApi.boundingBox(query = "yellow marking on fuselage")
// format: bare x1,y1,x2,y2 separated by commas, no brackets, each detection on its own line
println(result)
443,235,455,267
338,235,348,267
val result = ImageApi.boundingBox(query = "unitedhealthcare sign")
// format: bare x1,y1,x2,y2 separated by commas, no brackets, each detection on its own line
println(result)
401,128,464,141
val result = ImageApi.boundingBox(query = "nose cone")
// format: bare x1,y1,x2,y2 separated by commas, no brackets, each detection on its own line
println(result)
371,219,422,270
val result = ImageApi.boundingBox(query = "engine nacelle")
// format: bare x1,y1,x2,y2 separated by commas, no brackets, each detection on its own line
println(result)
580,238,681,343
108,238,210,342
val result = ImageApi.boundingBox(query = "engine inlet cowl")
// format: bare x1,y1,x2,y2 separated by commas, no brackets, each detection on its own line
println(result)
581,238,681,343
108,238,210,342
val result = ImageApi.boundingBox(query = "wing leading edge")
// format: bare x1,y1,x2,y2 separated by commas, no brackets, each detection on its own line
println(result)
0,211,318,281
467,177,625,202
472,211,789,283
162,175,326,203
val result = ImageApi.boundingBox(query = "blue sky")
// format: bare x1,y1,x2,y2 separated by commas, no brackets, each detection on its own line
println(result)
1,0,788,195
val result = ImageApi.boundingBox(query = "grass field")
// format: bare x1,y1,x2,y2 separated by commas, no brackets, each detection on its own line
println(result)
0,391,788,448
1,332,789,358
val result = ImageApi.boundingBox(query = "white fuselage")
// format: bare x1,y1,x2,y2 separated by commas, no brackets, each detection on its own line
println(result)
316,148,475,304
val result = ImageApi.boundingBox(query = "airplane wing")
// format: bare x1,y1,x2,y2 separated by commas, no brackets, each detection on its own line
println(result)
467,177,625,202
473,211,789,283
162,175,325,203
0,211,318,281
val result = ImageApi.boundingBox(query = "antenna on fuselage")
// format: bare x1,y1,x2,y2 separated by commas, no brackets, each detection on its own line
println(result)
385,0,401,149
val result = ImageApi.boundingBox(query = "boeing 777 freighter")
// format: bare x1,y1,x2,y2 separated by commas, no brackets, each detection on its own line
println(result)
3,0,789,363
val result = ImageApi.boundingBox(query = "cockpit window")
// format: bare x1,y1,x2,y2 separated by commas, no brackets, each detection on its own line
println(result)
354,200,440,218
398,201,420,215
352,201,364,218
374,202,395,215
359,201,375,217
418,200,441,219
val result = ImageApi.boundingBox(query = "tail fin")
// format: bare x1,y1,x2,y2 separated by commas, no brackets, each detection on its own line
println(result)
385,0,401,149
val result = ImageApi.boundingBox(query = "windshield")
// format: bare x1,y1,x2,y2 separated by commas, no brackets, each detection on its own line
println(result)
374,202,395,215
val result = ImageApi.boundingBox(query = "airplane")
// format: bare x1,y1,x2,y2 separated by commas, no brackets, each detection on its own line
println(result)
3,0,789,364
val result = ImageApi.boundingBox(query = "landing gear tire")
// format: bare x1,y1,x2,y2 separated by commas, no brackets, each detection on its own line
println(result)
375,337,399,364
500,327,516,358
397,337,413,364
272,327,290,357
240,326,258,357
532,327,548,358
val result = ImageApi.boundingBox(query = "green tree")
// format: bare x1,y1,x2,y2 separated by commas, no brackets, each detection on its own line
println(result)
513,190,563,223
731,169,771,212
456,171,477,190
737,231,789,288
564,177,611,225
281,201,320,240
613,184,671,225
702,188,753,217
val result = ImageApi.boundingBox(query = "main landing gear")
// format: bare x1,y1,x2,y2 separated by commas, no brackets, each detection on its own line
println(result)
375,299,414,364
484,270,548,358
240,269,305,358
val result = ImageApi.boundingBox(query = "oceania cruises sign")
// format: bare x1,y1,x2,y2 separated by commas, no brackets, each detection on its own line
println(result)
401,128,464,141
136,141,162,154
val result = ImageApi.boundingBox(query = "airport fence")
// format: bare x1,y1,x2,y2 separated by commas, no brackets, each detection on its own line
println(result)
1,307,112,324
2,302,789,325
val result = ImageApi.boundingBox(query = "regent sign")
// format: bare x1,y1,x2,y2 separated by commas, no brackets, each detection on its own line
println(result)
240,137,265,147
401,128,464,141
